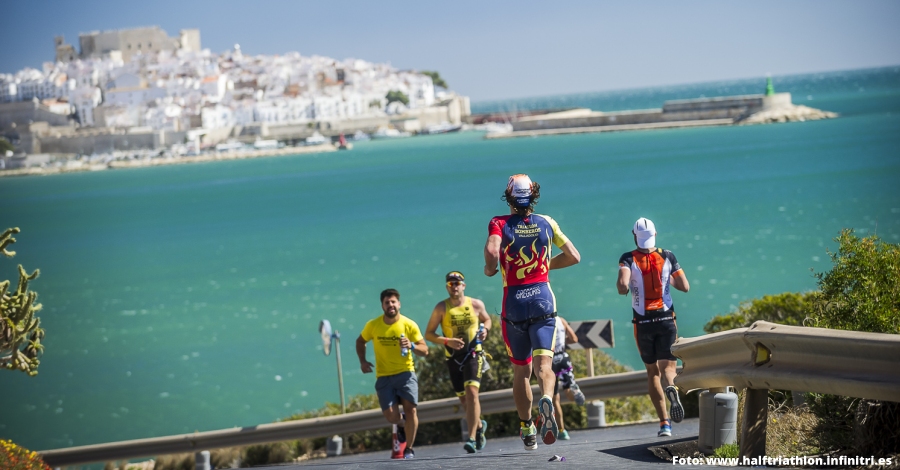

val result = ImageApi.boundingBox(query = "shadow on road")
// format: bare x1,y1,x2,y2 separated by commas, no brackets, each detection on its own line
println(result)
599,436,697,464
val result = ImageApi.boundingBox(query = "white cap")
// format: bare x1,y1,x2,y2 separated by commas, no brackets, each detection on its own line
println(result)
507,174,533,207
633,217,656,249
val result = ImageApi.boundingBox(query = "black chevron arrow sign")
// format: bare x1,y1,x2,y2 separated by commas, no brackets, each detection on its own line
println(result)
566,320,614,349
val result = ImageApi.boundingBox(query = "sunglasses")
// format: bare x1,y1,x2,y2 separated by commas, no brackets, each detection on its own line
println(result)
446,281,463,287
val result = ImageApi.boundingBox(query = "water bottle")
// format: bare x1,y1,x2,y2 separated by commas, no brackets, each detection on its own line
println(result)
476,323,485,346
400,333,408,356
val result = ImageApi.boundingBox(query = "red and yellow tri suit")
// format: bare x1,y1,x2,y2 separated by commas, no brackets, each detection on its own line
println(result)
488,213,569,365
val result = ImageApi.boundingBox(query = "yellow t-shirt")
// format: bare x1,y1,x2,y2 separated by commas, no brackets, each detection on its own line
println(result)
360,314,424,377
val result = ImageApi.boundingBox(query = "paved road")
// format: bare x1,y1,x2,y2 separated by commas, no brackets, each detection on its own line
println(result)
264,418,705,469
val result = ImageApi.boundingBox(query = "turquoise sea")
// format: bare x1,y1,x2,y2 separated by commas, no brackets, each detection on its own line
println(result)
2,67,899,453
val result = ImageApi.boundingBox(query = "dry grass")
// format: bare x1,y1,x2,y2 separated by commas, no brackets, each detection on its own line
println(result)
766,405,819,457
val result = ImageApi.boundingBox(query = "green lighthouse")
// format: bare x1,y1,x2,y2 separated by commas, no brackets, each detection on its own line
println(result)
765,77,775,96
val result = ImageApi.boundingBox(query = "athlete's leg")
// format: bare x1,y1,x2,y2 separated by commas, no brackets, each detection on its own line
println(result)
399,397,418,449
465,384,481,438
512,362,534,420
533,354,556,401
644,361,668,422
553,390,565,432
659,359,677,388
381,406,403,425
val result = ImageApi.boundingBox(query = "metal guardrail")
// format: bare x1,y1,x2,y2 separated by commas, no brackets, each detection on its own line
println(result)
671,320,900,402
671,320,900,459
40,370,649,467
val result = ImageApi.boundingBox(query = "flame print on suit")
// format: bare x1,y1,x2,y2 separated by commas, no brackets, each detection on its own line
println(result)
505,239,549,280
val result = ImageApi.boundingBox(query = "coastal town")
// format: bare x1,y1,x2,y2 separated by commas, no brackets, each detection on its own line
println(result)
0,26,474,174
0,25,838,176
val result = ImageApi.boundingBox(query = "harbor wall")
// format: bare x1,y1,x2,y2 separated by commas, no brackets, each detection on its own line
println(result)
511,93,792,132
37,130,186,154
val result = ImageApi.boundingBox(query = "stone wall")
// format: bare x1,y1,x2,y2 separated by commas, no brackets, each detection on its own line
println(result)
511,93,794,132
37,130,185,154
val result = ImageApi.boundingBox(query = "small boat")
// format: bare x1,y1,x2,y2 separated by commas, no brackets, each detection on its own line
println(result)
336,133,353,150
305,131,328,145
422,123,463,135
351,130,371,141
253,139,279,150
215,140,244,152
372,128,411,139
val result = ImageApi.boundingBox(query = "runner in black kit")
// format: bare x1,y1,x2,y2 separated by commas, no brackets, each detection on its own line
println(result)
616,218,690,437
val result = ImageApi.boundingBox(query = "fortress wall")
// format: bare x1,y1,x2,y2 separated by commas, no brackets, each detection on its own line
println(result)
39,132,158,154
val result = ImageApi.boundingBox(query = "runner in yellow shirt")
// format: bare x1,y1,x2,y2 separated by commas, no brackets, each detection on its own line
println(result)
356,288,428,459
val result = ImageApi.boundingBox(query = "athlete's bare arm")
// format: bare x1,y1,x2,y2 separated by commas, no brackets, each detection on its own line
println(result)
670,270,690,293
484,234,501,277
425,302,465,350
616,266,631,295
472,298,492,340
356,335,374,373
549,241,581,270
560,317,578,344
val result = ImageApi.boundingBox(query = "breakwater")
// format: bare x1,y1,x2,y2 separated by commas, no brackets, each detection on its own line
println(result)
486,92,837,139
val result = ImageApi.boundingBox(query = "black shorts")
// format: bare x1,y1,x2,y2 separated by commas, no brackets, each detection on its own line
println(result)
551,352,575,395
633,319,677,364
447,353,484,397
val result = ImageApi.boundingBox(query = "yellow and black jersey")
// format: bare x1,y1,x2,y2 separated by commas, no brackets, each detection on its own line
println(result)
441,297,482,359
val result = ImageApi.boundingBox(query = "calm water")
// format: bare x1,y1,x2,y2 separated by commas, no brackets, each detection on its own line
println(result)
2,67,899,452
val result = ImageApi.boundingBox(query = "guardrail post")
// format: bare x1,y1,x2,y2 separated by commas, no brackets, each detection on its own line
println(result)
194,450,210,470
586,348,595,377
740,388,767,460
326,435,343,456
586,400,606,428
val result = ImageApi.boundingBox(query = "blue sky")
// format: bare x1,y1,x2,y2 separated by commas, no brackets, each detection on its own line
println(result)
2,0,899,101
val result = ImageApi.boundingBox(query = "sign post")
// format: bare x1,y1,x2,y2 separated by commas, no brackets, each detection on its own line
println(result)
319,320,346,414
566,319,615,377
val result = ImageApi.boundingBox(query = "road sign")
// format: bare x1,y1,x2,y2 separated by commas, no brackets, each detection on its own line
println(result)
566,320,614,349
319,320,333,356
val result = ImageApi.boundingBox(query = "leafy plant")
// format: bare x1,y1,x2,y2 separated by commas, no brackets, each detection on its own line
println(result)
1,228,45,375
385,90,409,106
807,228,900,334
0,439,51,470
420,71,448,89
712,442,739,459
0,137,14,155
703,292,813,334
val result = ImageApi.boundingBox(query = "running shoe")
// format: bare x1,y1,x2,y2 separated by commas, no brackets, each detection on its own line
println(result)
665,386,684,423
571,384,586,406
520,422,538,451
538,395,559,445
475,419,487,451
403,447,415,459
558,429,570,440
658,424,672,437
463,437,477,454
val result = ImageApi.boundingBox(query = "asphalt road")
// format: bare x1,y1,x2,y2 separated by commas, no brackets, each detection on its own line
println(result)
262,418,705,469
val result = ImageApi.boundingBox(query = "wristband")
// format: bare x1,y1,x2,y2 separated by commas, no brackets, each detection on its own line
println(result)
443,338,449,346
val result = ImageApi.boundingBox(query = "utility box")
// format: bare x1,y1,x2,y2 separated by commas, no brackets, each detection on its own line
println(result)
586,400,606,428
194,451,210,470
326,435,343,456
698,387,738,455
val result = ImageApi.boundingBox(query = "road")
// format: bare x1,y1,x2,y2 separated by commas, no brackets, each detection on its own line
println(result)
264,418,706,469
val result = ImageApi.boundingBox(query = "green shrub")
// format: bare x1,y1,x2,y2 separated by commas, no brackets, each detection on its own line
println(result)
703,291,813,334
807,229,900,334
713,442,739,459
